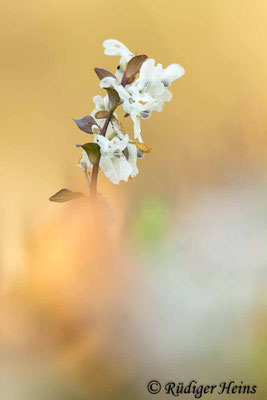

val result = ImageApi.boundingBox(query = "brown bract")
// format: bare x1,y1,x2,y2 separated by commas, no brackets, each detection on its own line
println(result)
94,68,116,80
95,110,109,119
121,55,148,86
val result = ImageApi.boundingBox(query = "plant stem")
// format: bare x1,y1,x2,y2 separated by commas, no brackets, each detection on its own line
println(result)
90,105,117,197
101,106,116,137
91,163,99,197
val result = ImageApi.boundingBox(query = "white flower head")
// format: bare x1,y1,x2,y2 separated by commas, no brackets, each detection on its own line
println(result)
92,94,109,111
135,58,185,103
103,39,134,73
94,134,137,185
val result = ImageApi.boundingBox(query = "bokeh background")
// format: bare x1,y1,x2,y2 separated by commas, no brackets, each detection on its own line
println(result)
0,0,267,398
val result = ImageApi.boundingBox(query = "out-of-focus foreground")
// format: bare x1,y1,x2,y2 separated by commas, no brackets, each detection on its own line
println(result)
0,0,267,398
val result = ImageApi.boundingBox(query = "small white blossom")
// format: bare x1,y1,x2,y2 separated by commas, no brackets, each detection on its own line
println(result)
103,39,134,79
95,134,134,184
78,134,138,185
92,94,109,111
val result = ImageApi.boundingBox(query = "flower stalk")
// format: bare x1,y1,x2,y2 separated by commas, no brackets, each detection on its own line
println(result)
90,163,99,197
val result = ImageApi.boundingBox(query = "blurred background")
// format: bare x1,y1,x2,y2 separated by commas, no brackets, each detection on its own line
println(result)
0,0,267,398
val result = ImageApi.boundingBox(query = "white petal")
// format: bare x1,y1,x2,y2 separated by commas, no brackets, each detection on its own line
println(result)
164,64,185,83
127,143,139,178
155,103,163,112
139,58,155,79
117,134,129,151
100,156,120,185
153,80,165,96
161,89,173,102
100,77,117,89
131,114,143,142
112,156,132,182
115,68,123,83
93,95,103,108
103,39,132,53
94,134,109,153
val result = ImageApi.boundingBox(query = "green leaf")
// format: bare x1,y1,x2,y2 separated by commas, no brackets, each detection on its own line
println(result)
49,189,84,203
121,55,148,86
81,142,101,165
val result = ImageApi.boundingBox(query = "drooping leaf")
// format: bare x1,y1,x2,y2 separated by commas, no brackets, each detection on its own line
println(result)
94,68,116,80
74,116,98,134
121,55,148,86
95,110,109,119
81,142,101,165
49,189,84,203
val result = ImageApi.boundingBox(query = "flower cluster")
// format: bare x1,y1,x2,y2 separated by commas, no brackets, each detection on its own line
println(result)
49,39,184,202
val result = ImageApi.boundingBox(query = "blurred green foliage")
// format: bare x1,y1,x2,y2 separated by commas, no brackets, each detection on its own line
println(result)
131,196,171,244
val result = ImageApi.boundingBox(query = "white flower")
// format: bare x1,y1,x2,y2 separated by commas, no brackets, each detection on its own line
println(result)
103,39,134,78
95,134,134,184
134,58,185,106
92,94,109,111
78,134,138,185
100,76,159,142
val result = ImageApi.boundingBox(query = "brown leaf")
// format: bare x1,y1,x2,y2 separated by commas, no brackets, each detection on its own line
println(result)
121,55,148,86
106,88,121,108
49,189,84,203
95,110,109,119
74,116,98,134
135,141,152,153
94,68,116,80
